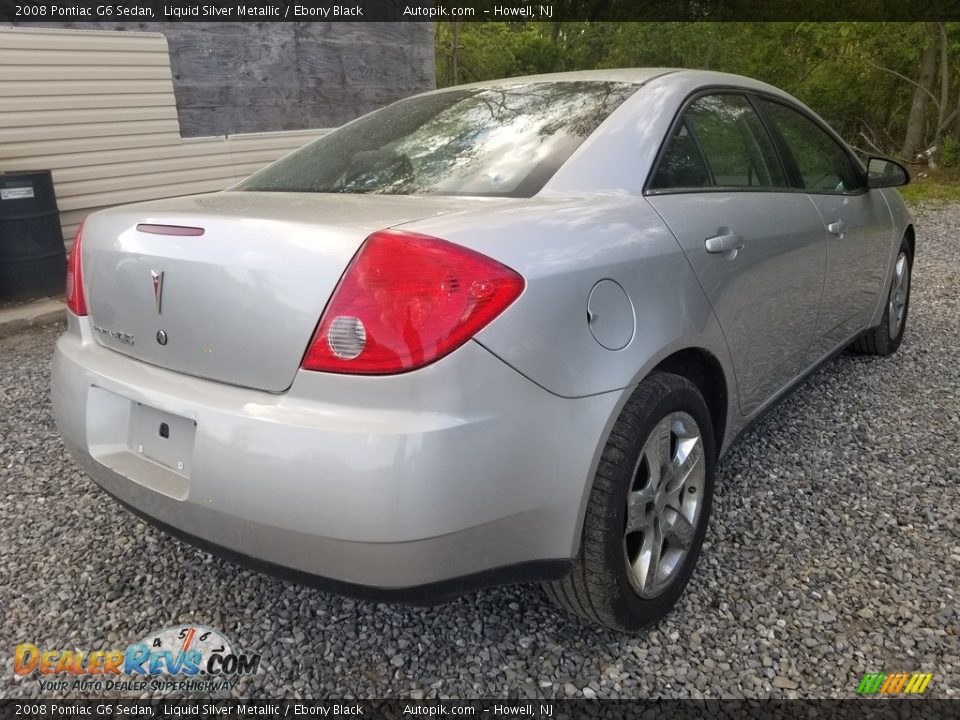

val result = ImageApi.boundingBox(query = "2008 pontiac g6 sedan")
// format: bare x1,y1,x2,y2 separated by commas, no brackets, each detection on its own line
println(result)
52,69,914,631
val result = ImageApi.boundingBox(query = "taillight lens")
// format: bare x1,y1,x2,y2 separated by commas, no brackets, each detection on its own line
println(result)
65,220,87,316
302,229,524,374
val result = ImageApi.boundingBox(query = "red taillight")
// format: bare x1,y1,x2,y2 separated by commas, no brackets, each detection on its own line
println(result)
302,229,524,374
65,220,87,316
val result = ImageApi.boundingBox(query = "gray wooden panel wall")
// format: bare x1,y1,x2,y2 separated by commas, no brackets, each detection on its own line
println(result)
13,22,436,137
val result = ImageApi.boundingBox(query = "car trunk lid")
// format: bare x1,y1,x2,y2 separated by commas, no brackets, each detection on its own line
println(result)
80,191,504,392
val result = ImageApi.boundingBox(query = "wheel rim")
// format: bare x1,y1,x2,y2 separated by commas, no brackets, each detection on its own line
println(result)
623,411,705,599
887,252,910,339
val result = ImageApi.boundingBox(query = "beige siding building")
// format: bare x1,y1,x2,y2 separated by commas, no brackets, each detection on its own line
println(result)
0,26,327,247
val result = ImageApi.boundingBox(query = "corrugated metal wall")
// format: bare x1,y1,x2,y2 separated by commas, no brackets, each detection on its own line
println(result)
0,26,328,247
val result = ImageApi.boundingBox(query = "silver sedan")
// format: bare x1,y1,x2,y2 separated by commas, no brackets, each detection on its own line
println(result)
52,69,914,631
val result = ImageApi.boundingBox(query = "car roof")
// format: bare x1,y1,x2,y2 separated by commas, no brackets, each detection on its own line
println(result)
432,68,790,98
444,68,680,88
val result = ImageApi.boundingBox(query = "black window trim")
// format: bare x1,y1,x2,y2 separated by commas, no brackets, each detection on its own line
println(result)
682,117,717,187
644,85,868,198
744,92,803,188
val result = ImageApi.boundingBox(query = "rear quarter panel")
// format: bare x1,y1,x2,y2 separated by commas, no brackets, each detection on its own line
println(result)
399,195,736,405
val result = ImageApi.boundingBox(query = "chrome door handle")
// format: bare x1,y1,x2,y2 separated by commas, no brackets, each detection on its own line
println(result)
827,220,848,238
705,231,745,254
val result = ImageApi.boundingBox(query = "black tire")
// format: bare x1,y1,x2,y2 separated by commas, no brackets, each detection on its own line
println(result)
849,238,913,356
545,371,716,632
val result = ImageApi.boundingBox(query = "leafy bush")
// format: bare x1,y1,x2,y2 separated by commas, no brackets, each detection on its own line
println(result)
941,135,960,168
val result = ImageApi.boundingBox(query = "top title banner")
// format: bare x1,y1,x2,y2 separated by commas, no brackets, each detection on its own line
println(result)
1,0,959,21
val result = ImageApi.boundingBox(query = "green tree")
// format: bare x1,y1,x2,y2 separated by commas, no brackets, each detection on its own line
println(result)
435,22,960,166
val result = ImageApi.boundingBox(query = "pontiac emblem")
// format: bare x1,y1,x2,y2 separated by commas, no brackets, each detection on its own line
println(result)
151,270,164,314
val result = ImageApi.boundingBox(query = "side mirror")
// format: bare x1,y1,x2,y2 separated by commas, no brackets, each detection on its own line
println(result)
866,157,910,188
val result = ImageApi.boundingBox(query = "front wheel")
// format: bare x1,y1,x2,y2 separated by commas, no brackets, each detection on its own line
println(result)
544,372,715,632
850,240,912,356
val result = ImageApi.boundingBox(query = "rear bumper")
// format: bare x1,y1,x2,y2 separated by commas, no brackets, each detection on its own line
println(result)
52,315,619,596
89,480,572,604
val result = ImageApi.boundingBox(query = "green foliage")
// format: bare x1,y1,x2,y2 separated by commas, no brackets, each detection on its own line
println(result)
942,135,960,168
436,22,960,163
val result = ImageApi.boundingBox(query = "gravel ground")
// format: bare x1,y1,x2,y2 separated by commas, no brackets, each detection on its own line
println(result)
1,205,958,700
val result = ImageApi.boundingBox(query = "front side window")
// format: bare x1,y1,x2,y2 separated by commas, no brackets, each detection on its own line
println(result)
759,100,864,194
236,82,638,198
650,94,786,191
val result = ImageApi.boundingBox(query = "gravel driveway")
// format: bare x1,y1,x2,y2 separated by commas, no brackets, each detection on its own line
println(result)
1,205,957,700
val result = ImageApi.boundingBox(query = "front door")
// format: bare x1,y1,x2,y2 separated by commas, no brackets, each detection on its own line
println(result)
757,99,892,355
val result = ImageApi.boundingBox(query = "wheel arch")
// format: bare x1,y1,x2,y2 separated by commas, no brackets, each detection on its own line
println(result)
568,343,733,558
650,347,729,456
904,223,915,258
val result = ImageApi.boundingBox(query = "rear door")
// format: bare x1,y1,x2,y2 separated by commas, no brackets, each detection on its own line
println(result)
645,92,827,415
756,98,892,355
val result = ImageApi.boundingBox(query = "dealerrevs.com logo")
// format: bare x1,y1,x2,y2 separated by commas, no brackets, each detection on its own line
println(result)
14,625,261,693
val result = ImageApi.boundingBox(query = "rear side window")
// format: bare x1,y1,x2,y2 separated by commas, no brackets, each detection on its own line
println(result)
759,100,864,193
650,94,786,191
236,82,638,198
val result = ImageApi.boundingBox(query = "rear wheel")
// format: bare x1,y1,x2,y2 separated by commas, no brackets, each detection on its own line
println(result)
850,239,912,356
545,372,715,631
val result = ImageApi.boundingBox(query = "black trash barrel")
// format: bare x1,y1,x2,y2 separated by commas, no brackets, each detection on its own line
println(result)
0,170,66,301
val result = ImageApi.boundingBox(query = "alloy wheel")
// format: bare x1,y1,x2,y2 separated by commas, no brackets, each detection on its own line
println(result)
623,411,705,598
888,251,910,339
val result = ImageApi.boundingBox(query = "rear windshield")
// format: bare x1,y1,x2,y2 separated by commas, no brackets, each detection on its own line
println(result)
236,81,638,198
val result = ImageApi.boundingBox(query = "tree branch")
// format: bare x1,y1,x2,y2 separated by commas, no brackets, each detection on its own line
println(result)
798,58,826,84
858,130,885,156
861,56,941,110
939,107,960,134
